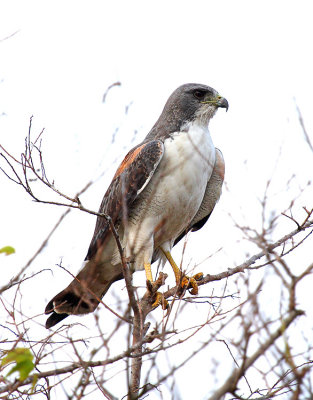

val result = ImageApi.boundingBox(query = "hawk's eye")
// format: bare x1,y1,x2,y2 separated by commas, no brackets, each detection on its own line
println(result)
193,90,206,100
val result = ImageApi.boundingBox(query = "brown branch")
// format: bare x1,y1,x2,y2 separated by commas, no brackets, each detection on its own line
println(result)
102,81,121,103
208,309,304,400
2,120,313,400
198,219,313,286
0,326,173,395
128,273,168,399
0,144,24,166
103,212,143,399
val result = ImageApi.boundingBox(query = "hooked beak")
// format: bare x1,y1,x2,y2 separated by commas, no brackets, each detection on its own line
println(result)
201,95,229,112
217,97,229,112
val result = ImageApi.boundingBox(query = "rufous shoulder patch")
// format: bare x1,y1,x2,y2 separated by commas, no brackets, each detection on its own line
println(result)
113,144,147,179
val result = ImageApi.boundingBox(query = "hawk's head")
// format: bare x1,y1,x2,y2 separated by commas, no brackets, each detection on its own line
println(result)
168,83,228,126
148,83,228,139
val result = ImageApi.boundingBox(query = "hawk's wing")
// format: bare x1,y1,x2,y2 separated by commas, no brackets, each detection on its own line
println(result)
45,140,164,328
86,139,164,260
173,148,225,246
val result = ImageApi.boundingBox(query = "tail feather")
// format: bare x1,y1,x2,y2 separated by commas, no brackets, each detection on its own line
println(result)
45,259,123,328
45,312,69,329
45,281,111,328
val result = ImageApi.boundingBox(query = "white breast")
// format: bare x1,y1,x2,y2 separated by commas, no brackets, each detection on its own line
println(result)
124,121,216,270
122,123,215,270
158,122,215,230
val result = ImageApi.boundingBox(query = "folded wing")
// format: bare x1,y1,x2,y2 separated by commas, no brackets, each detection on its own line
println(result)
45,140,164,328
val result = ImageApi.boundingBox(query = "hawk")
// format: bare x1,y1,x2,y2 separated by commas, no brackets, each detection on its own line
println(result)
45,83,228,328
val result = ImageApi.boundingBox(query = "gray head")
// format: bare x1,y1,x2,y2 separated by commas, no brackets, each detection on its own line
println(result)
146,83,228,141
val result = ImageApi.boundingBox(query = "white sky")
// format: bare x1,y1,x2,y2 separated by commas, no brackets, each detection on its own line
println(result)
1,1,313,399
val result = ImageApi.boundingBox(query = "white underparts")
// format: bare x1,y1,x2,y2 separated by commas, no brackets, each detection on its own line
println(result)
124,120,216,271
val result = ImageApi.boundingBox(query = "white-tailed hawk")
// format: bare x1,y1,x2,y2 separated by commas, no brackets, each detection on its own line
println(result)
45,83,228,328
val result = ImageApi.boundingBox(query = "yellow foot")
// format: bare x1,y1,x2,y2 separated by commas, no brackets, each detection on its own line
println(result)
181,272,203,295
146,277,169,310
151,291,169,310
159,247,203,296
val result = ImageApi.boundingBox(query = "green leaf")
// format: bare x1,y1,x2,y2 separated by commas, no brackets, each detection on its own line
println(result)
0,246,15,256
1,348,34,381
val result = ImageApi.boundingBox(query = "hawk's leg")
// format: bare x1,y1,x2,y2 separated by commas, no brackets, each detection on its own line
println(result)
144,263,168,309
160,247,203,295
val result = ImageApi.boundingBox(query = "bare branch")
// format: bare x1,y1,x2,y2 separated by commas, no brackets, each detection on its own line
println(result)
209,309,304,400
295,100,313,153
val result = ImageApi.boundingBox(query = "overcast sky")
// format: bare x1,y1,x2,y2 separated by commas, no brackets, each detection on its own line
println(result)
1,1,313,398
1,0,312,251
